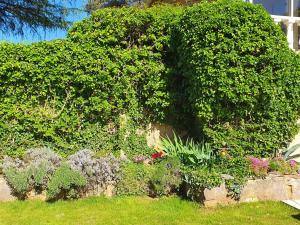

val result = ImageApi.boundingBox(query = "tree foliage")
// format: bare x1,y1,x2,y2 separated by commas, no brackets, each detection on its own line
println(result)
84,0,206,12
0,0,76,35
0,6,182,157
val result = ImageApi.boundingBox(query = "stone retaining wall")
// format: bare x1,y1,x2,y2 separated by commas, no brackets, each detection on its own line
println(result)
203,174,300,207
0,176,14,202
1,174,300,206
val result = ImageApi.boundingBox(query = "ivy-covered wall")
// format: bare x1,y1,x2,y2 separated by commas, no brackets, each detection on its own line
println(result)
0,1,299,158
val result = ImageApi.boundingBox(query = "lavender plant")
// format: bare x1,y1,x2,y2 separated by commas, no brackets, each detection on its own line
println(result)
25,148,62,191
67,149,121,191
1,148,62,197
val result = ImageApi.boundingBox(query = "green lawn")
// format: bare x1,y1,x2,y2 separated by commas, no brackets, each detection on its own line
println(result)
0,197,299,225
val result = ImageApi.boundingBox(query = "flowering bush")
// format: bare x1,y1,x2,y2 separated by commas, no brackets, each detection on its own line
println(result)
247,156,269,177
67,149,121,192
269,157,299,175
1,148,62,198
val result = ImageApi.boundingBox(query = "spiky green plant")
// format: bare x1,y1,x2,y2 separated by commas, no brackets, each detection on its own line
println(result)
282,143,300,160
160,133,214,167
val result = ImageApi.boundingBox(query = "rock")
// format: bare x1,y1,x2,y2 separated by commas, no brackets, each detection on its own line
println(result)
27,191,47,201
203,183,235,207
240,176,287,202
203,174,300,207
104,185,114,198
0,176,15,201
221,174,234,180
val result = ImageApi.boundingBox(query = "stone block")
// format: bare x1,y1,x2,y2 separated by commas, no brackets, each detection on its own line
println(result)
0,176,15,201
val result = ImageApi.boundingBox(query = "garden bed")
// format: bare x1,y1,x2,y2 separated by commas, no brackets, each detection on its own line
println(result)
2,173,300,208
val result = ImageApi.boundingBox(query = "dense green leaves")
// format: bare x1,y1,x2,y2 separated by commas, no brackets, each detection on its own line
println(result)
175,0,300,157
47,163,87,200
1,2,300,159
0,6,182,157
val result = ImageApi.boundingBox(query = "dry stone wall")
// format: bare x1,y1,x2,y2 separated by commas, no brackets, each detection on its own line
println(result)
203,174,300,207
1,174,300,206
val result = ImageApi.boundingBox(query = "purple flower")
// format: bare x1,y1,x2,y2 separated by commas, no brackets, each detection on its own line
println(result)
247,156,269,177
289,160,297,168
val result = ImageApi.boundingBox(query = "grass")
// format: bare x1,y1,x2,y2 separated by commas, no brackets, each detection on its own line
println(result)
0,197,299,225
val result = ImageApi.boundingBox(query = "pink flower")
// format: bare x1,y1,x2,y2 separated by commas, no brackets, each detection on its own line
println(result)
247,156,269,177
134,155,146,163
289,160,297,168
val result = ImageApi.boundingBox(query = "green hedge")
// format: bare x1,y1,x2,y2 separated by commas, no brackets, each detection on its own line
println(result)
0,6,182,157
0,2,300,158
174,0,300,156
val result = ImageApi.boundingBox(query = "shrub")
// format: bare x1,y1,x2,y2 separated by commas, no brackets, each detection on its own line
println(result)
269,157,299,175
2,167,31,199
247,156,269,177
216,155,251,199
67,149,121,191
0,6,183,157
1,148,62,198
175,0,300,157
116,163,154,196
182,167,222,202
68,6,182,56
47,163,87,200
149,158,182,196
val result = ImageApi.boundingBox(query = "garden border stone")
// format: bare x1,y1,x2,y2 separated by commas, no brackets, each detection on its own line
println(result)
1,174,300,205
0,175,15,201
203,174,300,207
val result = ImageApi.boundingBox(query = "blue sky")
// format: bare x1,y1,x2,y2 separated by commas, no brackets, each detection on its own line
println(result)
0,1,89,43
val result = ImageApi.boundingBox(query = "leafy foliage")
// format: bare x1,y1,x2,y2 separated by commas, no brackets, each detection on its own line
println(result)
216,155,251,200
161,134,214,167
47,163,87,200
0,6,183,157
116,163,154,196
182,167,222,201
174,0,300,157
149,158,181,196
0,0,76,35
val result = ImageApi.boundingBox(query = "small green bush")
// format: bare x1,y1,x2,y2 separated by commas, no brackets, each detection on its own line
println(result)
116,163,154,196
3,168,31,199
269,158,299,175
216,154,251,199
47,163,87,200
2,148,62,199
149,158,182,196
175,0,300,157
182,167,222,201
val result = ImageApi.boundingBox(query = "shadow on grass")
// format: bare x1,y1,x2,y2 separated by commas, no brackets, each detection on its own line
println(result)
292,214,300,221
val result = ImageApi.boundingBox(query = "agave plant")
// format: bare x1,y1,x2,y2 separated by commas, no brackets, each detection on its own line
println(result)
282,143,300,161
160,133,214,167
